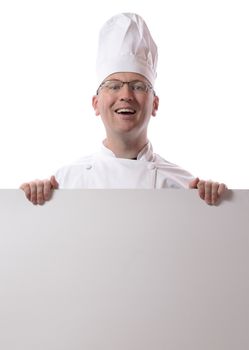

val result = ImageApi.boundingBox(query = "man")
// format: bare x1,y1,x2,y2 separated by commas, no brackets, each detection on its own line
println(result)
20,13,226,205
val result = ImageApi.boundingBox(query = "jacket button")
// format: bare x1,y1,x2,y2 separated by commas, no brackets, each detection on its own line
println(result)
85,164,92,170
147,163,156,170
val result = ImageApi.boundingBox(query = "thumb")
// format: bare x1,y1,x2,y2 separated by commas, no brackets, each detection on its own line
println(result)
50,175,59,189
189,177,199,189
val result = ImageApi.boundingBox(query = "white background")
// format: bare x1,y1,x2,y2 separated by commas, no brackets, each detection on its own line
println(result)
0,0,248,188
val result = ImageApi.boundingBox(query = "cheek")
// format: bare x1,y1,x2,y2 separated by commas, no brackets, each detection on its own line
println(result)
98,96,115,114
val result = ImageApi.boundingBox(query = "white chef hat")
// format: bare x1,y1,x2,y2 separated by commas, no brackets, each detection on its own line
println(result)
96,13,158,86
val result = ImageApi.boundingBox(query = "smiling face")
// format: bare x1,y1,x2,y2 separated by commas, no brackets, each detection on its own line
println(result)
92,72,159,143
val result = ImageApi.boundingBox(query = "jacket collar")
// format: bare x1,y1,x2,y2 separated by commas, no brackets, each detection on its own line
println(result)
100,140,155,162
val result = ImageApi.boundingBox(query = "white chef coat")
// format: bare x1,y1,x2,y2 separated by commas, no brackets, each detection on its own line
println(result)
55,142,194,189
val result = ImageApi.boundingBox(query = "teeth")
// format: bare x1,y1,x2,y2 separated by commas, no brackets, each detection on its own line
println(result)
116,108,136,114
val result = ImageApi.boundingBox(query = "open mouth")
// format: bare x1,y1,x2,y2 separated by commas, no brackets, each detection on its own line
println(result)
115,108,136,115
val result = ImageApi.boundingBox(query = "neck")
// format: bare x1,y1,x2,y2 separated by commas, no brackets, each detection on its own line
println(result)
103,137,148,159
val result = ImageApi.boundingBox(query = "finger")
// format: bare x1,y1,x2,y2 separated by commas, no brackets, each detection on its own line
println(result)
197,180,205,200
204,181,212,205
29,181,39,205
211,182,219,205
50,175,59,189
218,183,227,196
189,177,199,189
36,180,45,205
20,183,31,200
43,180,53,201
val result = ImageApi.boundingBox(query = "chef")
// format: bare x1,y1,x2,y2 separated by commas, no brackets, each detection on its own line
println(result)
20,13,226,205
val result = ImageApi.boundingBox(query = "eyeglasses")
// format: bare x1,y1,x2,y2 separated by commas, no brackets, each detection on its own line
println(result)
97,79,153,95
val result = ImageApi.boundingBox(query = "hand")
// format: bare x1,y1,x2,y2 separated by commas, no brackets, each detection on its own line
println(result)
189,177,227,205
20,176,59,205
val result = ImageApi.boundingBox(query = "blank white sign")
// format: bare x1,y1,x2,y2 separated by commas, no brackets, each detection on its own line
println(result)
0,189,248,350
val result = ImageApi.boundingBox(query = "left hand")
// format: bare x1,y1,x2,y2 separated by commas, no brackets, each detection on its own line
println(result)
189,177,227,205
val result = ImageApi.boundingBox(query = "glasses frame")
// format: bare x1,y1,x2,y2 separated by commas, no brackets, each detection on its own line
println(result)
96,79,154,95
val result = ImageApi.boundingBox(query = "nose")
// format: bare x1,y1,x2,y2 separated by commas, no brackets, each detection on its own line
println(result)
120,97,133,103
119,84,134,102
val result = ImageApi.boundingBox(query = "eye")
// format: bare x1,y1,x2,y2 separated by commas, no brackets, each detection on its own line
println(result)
107,82,122,90
132,82,147,91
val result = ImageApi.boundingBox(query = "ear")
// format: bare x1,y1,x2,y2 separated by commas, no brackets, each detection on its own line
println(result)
152,95,159,117
92,95,100,116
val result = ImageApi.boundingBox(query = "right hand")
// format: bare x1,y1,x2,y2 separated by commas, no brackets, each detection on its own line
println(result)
20,175,59,205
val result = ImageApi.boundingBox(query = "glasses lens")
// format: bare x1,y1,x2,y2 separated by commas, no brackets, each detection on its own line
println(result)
130,81,148,92
103,80,123,90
